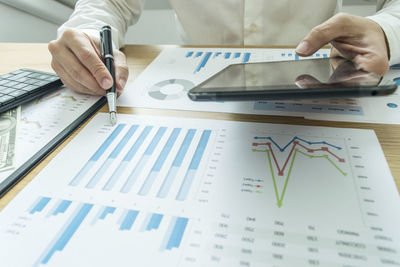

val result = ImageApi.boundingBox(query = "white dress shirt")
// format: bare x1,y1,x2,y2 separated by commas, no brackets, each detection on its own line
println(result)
58,0,400,64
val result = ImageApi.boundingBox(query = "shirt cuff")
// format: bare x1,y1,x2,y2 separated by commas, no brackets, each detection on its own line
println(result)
367,13,400,66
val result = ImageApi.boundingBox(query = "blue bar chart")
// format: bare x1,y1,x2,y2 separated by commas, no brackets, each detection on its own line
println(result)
185,50,252,73
29,196,190,266
68,124,213,201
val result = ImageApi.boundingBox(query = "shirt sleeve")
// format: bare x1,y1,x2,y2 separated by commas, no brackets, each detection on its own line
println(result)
368,0,400,65
57,0,145,48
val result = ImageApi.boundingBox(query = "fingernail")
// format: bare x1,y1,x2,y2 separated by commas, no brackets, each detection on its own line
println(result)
102,78,112,88
119,79,126,89
296,41,310,54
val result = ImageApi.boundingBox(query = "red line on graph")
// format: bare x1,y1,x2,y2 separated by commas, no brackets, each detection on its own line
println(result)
254,141,345,176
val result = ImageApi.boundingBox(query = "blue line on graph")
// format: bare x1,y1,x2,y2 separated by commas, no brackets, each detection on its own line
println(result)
185,51,194,58
224,52,231,59
69,124,125,186
194,52,203,58
176,130,211,200
234,52,241,59
253,136,342,151
157,129,196,198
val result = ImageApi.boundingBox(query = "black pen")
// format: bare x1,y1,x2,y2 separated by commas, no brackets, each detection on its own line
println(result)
100,25,117,125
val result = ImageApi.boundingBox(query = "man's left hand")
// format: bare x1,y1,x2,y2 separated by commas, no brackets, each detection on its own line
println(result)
296,13,390,76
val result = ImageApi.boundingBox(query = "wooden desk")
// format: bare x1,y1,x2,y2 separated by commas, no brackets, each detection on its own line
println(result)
0,43,399,211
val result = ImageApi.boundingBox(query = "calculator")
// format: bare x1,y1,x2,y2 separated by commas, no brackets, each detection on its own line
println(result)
0,68,63,113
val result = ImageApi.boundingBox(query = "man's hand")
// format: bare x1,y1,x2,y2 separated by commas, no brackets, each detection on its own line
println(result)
296,13,390,76
48,28,129,95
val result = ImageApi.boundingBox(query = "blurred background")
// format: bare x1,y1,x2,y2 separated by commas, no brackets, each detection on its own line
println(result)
0,0,377,44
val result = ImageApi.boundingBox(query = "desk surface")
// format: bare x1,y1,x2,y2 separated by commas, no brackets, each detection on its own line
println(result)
0,43,399,210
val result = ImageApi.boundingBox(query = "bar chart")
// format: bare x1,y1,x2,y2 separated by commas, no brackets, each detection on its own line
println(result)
69,123,213,201
27,196,190,266
185,50,252,73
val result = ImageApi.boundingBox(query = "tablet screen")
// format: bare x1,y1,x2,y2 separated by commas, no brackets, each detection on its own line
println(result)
191,58,382,93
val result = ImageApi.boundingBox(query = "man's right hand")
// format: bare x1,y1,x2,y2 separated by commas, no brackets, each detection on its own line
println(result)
48,28,129,95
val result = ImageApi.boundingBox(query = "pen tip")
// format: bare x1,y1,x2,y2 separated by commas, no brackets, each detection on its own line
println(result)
110,112,117,126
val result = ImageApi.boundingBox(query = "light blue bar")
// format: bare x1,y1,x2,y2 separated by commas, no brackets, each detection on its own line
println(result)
103,126,153,191
194,52,203,58
144,127,167,155
109,125,138,159
69,124,125,186
120,155,150,193
316,53,320,57
91,124,125,161
166,217,189,250
30,197,51,214
119,210,139,230
85,159,113,188
146,213,163,231
176,130,211,200
295,54,300,60
323,53,328,58
176,169,196,201
157,129,196,198
52,200,72,216
189,130,211,170
152,128,181,172
160,217,177,251
100,206,116,220
69,162,95,186
242,52,251,63
185,51,194,58
138,128,181,196
224,52,231,59
195,52,212,73
124,126,153,161
213,52,222,58
140,213,152,232
173,129,196,167
102,161,129,191
156,166,179,198
234,52,241,59
40,203,93,264
120,127,167,192
86,125,138,188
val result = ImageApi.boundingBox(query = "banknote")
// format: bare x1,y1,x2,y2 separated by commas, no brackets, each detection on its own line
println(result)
0,107,20,172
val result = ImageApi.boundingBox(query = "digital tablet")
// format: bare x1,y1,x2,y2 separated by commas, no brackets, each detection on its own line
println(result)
188,58,398,101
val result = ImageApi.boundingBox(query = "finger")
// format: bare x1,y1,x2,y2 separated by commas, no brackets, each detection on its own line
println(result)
50,44,105,92
295,74,322,89
296,13,354,56
61,30,113,89
52,59,106,96
114,51,129,92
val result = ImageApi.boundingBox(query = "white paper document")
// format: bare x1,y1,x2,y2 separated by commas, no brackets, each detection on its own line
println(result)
0,113,399,266
0,87,101,184
119,47,400,124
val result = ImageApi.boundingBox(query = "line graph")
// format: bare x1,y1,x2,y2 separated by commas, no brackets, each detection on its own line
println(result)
252,136,347,207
